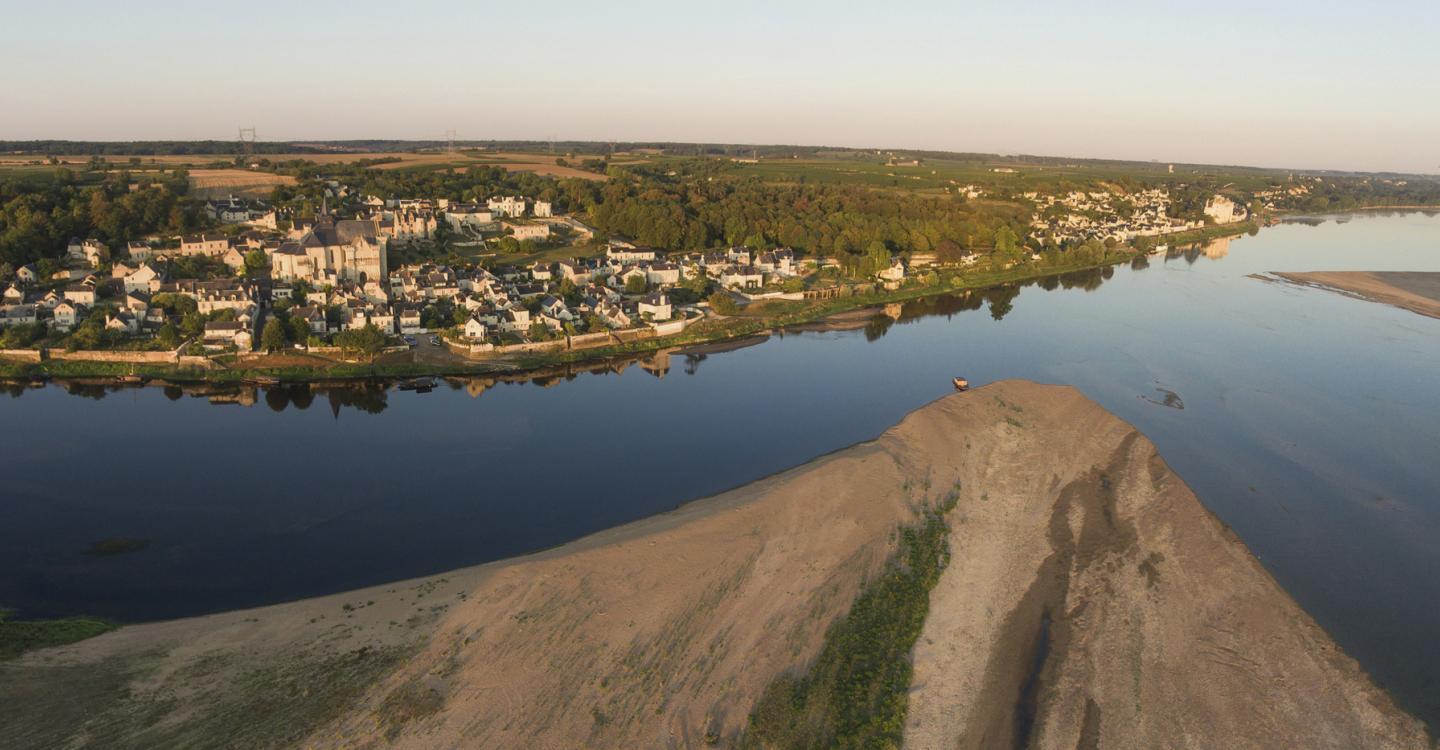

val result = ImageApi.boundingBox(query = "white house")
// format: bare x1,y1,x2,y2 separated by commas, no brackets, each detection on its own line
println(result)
638,292,673,321
52,300,83,331
122,263,164,293
487,195,527,218
67,238,109,266
878,259,907,283
502,221,551,241
1204,195,1247,225
720,265,763,289
63,284,97,305
464,315,489,341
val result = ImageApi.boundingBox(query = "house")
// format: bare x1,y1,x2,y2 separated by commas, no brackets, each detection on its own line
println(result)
52,300,83,331
203,320,248,346
539,295,572,321
63,283,97,305
646,262,681,286
396,306,423,333
595,302,631,329
558,259,592,285
15,264,38,285
501,306,531,332
2,284,24,304
67,238,109,266
1204,195,1247,225
607,245,659,263
638,292,673,321
126,241,155,262
719,265,763,289
877,259,907,283
291,305,328,335
123,289,151,312
532,200,553,218
0,304,38,327
464,315,489,341
122,263,165,293
177,233,232,257
105,310,140,335
502,220,550,241
444,204,495,229
487,195,527,218
220,246,248,271
617,265,649,290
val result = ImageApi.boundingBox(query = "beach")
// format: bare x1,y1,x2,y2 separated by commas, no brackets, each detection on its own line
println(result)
1271,271,1440,320
1,381,1428,748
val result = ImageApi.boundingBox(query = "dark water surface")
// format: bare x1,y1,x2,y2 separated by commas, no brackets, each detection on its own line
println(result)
3,211,1439,722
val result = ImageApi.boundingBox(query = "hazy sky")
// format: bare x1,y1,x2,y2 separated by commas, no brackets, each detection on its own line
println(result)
3,0,1437,173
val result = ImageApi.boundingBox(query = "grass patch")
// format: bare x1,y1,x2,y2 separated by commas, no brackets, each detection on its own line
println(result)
739,493,957,749
0,612,118,661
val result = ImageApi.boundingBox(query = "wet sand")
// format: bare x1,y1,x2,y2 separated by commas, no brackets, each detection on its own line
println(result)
1270,271,1440,320
1,381,1428,748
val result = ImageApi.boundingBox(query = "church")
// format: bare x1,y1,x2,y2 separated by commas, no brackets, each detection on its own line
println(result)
271,215,388,285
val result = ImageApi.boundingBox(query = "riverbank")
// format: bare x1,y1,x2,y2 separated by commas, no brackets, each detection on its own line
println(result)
0,223,1260,385
1267,271,1440,320
1,380,1426,748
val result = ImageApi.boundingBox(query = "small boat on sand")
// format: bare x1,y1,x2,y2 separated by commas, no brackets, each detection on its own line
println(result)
952,376,969,391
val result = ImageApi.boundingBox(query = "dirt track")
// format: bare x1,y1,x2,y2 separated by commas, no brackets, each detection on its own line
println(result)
1,381,1428,749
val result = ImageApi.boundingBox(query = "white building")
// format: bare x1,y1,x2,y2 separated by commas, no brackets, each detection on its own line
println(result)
487,195,527,218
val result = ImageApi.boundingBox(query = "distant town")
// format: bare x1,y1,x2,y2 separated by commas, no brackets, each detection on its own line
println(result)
0,144,1433,373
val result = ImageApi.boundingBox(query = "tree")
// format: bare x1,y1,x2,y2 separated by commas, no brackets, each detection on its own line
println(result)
289,315,311,343
332,324,386,357
260,318,288,351
624,274,648,295
156,321,179,348
243,250,268,274
708,291,738,315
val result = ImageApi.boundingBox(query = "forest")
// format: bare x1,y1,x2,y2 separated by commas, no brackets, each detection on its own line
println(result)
0,169,207,269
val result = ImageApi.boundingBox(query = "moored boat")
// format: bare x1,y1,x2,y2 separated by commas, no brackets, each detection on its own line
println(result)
952,376,969,391
398,376,437,392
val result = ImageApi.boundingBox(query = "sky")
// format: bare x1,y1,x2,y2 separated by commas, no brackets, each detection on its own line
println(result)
2,0,1437,173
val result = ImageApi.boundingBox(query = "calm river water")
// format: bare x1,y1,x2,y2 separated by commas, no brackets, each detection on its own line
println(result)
3,211,1438,722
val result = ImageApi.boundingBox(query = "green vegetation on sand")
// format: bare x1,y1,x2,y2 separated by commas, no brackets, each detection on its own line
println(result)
740,492,957,749
0,611,117,661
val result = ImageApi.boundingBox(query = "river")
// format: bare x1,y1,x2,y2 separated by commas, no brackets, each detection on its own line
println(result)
3,210,1438,723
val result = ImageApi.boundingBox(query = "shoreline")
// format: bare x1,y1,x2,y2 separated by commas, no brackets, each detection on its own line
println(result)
0,221,1260,385
1,380,1428,748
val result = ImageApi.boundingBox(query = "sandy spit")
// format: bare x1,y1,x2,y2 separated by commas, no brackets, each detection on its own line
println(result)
1,381,1430,749
1267,271,1440,320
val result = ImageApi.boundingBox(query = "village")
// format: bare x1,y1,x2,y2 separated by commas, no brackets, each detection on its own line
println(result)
0,183,1252,360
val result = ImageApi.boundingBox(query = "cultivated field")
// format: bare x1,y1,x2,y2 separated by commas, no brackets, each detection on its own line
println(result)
187,169,296,198
0,150,607,181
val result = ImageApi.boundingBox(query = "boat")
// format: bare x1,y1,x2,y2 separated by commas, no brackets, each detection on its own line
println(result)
115,374,147,385
397,376,437,392
952,376,969,391
243,375,281,386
